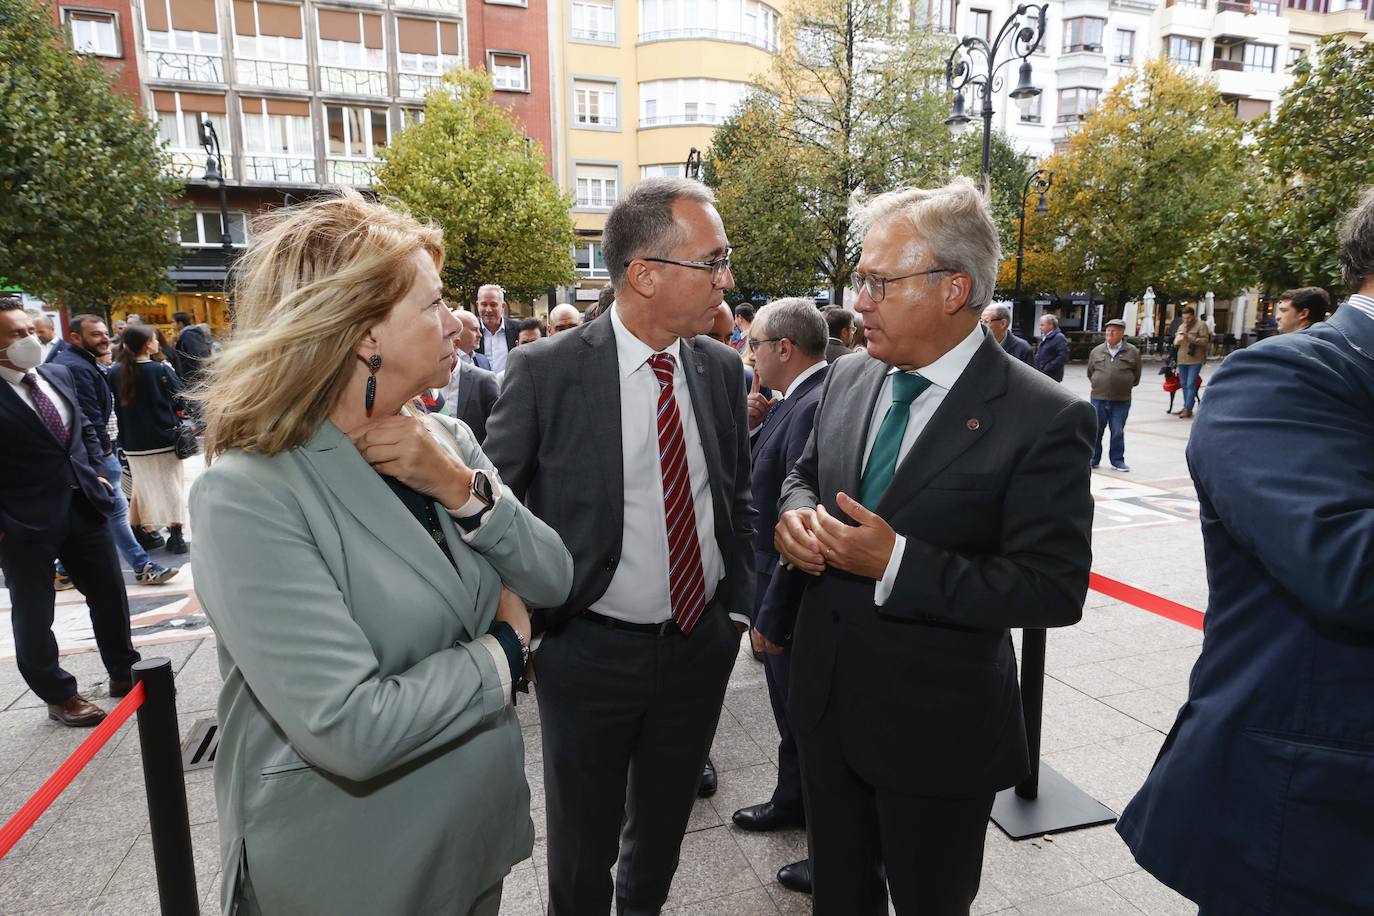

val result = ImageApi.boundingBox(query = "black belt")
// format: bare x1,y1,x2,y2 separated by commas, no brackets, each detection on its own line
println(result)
580,610,681,637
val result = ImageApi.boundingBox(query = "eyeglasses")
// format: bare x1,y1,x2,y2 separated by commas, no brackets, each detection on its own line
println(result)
630,248,733,288
850,267,953,303
747,337,783,352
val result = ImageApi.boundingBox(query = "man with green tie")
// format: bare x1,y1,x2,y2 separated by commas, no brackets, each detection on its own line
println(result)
775,178,1096,915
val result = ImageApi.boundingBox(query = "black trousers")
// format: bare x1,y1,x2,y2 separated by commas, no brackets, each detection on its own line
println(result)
797,697,995,916
757,569,803,814
0,494,139,703
535,605,739,916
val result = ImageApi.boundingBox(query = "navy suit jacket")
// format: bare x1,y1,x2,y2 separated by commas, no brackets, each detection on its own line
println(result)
0,363,114,545
1001,332,1034,366
1034,328,1068,381
1118,306,1374,915
52,345,114,456
750,364,827,646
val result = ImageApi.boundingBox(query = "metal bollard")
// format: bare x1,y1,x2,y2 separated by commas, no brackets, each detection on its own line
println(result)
133,658,200,915
1014,628,1047,800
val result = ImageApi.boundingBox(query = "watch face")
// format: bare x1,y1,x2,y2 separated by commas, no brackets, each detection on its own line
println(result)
473,470,495,506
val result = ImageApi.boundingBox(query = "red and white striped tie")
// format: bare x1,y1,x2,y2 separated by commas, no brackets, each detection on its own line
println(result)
648,353,708,635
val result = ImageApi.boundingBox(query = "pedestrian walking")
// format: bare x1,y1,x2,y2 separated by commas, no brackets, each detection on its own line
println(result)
1172,306,1209,418
108,325,190,555
1086,318,1142,471
1034,313,1068,381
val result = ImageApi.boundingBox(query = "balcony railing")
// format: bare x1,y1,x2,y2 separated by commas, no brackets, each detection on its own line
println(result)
575,116,619,128
145,50,223,82
319,66,388,96
165,150,234,181
575,194,617,208
572,27,616,41
242,154,316,183
1217,0,1252,11
638,28,776,52
235,59,310,90
1211,57,1244,70
326,158,379,186
639,113,728,128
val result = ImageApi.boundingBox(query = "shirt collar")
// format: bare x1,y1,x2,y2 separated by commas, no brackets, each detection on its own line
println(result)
888,323,983,391
781,359,827,399
1347,294,1374,322
609,303,681,381
0,365,29,385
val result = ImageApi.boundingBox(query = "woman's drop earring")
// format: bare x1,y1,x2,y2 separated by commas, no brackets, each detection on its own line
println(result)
364,354,382,414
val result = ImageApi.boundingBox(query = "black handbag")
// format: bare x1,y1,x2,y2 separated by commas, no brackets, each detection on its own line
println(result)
159,363,200,459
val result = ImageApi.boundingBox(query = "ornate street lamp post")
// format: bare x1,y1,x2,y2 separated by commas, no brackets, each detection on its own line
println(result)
944,4,1049,192
1013,168,1052,334
198,118,235,322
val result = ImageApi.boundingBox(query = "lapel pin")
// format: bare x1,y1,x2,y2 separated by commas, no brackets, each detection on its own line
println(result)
967,418,980,431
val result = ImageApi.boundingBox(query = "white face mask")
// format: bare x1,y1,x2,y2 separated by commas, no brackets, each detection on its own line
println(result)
2,334,43,371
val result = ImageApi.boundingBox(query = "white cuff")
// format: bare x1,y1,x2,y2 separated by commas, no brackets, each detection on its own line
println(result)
873,534,906,607
728,613,750,629
446,478,502,541
475,634,513,707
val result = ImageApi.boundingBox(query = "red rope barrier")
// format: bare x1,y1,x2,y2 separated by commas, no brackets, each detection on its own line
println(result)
0,681,146,860
1090,572,1205,631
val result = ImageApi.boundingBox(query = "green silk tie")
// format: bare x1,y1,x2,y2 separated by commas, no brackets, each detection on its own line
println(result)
859,372,932,509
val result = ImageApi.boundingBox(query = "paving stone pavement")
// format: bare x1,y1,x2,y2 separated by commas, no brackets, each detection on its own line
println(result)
0,358,1220,915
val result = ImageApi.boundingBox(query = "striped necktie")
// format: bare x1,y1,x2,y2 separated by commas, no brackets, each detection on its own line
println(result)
22,372,70,449
648,353,708,635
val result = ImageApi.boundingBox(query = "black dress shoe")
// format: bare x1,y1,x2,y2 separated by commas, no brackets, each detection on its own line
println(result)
777,860,812,894
697,757,717,798
732,801,805,832
108,678,133,698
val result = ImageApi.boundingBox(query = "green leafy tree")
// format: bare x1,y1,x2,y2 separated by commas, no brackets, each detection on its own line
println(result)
703,95,820,303
1192,38,1374,296
1022,59,1251,318
0,0,182,313
376,69,575,306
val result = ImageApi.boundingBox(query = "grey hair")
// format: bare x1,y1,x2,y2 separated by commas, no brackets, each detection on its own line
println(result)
603,178,716,290
983,304,1011,322
857,177,1001,312
1339,185,1374,292
755,297,827,358
477,284,505,303
1041,313,1059,328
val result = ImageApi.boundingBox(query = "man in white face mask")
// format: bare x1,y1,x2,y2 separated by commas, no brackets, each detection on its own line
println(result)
0,299,140,727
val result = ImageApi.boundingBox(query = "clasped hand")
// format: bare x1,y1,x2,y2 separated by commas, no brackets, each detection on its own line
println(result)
774,492,896,582
350,415,474,510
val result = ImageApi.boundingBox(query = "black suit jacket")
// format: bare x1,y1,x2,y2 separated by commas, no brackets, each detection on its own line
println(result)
750,365,827,645
1001,332,1034,366
474,317,520,362
0,363,114,545
483,314,758,633
779,334,1096,796
450,359,500,443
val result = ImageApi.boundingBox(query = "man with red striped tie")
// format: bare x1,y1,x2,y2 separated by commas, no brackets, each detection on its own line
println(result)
484,178,757,916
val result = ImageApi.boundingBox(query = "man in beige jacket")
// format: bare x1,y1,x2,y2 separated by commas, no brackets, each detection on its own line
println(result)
1173,306,1210,418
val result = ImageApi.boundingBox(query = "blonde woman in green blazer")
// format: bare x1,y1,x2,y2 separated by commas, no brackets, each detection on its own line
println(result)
188,191,572,916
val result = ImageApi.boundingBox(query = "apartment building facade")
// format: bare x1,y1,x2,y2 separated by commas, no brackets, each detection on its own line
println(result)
551,0,782,306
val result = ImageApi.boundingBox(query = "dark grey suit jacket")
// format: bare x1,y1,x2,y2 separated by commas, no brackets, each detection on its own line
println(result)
450,359,500,443
779,331,1096,796
483,314,758,634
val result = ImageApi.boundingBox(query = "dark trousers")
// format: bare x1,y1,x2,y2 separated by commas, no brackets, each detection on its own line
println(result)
797,700,995,916
763,646,803,813
1091,398,1131,467
535,606,739,916
0,495,139,703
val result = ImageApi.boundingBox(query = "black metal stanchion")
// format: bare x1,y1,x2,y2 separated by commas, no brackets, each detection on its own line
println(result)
133,658,200,915
990,628,1118,840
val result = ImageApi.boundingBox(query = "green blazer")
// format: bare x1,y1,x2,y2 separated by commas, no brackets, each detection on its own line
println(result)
188,415,572,916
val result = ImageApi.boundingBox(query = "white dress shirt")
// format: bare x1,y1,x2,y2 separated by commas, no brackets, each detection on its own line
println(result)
1,364,74,433
482,321,510,374
863,323,985,605
437,360,463,415
749,359,828,439
1346,294,1374,323
591,305,730,625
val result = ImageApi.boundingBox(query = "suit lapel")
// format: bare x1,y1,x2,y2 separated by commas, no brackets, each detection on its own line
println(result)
681,337,727,520
844,356,891,498
34,365,78,453
299,420,479,635
752,364,827,458
453,361,477,419
876,335,1006,517
579,319,625,537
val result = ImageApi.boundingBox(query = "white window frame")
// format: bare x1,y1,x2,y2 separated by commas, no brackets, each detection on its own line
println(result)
64,8,121,57
489,50,530,92
1062,16,1105,54
1114,28,1135,64
1166,36,1202,68
641,163,687,179
573,161,620,210
325,104,392,160
142,0,221,52
395,19,462,76
179,210,249,247
1056,86,1100,122
571,0,617,43
316,10,387,72
1242,43,1276,73
1287,45,1307,67
1018,93,1043,123
155,95,228,152
638,78,749,127
637,0,778,52
573,240,610,278
240,101,315,156
573,77,620,129
231,1,307,63
968,8,991,42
